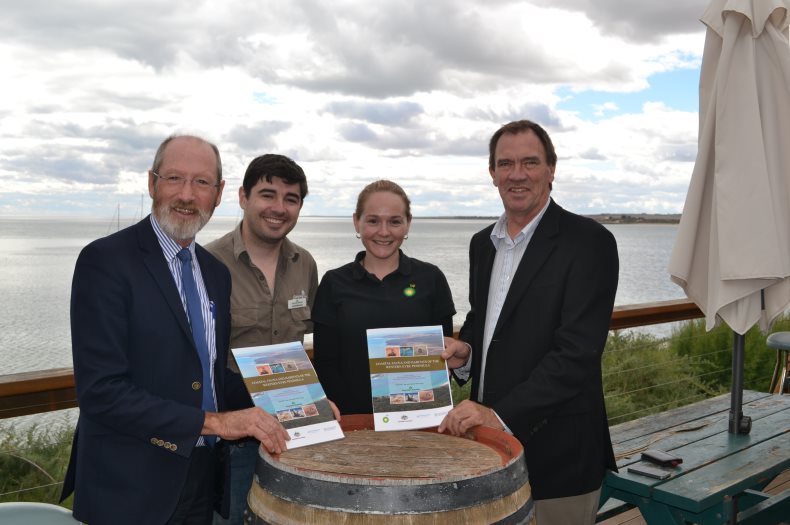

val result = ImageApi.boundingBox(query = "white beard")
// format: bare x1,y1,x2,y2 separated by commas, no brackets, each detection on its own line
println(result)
152,200,211,242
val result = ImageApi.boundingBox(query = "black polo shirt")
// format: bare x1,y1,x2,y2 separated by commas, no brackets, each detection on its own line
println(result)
312,250,455,414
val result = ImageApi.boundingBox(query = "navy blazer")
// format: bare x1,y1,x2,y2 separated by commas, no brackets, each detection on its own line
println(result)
458,199,619,500
61,216,244,524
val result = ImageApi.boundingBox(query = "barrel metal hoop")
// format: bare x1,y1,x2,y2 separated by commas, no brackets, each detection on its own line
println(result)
254,453,528,514
247,501,534,525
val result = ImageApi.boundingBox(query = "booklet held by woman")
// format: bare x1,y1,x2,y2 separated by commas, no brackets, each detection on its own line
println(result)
367,325,453,431
232,341,344,449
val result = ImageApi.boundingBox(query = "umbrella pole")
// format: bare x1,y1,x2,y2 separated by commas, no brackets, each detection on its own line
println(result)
728,332,752,434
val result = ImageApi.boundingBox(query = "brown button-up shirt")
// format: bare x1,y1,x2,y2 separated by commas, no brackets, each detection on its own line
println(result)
205,221,318,373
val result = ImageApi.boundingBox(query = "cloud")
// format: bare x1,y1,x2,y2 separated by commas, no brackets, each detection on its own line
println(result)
529,0,709,42
579,148,607,161
338,122,378,144
464,103,563,129
1,119,161,188
593,102,619,117
324,100,424,126
0,0,710,217
0,0,258,71
226,121,292,153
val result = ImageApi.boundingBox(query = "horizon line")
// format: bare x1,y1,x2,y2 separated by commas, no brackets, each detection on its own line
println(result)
0,212,682,219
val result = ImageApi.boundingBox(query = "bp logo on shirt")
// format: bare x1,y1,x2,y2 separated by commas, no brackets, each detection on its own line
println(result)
403,283,416,297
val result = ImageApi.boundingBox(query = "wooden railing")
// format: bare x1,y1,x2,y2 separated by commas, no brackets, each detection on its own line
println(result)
609,298,702,330
0,299,703,421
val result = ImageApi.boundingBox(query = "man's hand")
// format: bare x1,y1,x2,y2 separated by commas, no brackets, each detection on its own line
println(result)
203,408,290,454
438,400,503,436
328,399,342,422
441,337,471,369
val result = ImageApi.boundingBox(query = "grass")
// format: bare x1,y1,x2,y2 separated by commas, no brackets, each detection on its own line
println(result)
0,425,73,507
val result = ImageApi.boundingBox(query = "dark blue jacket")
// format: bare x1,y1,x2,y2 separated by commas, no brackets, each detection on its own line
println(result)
61,216,243,524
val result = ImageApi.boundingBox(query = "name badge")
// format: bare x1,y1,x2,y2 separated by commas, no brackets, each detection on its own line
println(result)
288,292,308,310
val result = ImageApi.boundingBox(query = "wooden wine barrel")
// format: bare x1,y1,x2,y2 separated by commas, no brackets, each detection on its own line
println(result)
245,414,533,524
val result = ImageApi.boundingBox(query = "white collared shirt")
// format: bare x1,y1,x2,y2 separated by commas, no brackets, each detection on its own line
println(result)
476,199,550,402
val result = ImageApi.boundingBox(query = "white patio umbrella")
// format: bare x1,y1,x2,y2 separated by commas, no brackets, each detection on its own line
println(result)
668,0,790,433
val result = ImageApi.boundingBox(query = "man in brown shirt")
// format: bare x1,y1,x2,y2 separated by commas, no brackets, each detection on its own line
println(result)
206,154,318,525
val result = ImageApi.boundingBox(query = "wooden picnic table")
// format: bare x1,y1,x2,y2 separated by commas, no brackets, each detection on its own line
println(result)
598,391,790,524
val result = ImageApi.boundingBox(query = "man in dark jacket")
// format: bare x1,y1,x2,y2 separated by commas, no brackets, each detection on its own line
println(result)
61,135,289,524
440,120,618,525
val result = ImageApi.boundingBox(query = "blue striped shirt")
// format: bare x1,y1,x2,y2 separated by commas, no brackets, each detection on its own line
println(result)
150,216,217,446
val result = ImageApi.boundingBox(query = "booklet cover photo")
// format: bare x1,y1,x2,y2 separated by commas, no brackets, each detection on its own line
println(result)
367,325,453,431
231,341,344,449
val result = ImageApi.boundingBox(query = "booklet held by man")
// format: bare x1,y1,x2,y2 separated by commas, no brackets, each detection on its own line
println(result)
231,341,344,449
367,325,453,431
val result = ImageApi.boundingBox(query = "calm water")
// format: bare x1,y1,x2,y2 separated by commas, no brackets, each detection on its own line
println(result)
0,216,684,376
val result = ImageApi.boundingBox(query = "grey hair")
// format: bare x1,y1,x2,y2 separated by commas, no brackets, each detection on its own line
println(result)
151,134,222,181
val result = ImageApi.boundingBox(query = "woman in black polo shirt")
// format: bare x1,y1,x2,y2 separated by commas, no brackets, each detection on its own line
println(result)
312,180,456,414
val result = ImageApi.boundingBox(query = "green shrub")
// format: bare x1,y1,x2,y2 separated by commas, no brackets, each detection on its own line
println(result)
603,329,723,425
603,315,785,425
669,317,788,393
0,425,73,506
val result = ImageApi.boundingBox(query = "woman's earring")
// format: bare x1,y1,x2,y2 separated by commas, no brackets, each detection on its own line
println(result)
404,235,408,240
355,233,361,238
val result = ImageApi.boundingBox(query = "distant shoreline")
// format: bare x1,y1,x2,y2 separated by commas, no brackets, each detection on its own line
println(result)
584,214,680,225
0,214,682,224
391,214,681,224
302,214,681,224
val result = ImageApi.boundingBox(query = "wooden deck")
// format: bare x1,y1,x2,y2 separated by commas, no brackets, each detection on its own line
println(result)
599,469,789,525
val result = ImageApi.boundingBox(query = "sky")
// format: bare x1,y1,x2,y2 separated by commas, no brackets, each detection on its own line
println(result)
0,0,712,219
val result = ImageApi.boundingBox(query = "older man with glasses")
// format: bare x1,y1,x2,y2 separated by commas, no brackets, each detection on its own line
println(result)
61,135,290,525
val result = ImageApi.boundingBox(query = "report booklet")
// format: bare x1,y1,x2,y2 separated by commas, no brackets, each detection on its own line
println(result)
231,341,344,449
366,325,453,431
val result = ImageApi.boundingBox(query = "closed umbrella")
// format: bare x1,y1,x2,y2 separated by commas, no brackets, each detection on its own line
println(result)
668,0,790,433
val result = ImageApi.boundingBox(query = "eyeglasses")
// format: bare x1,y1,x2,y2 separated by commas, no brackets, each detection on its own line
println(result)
152,171,221,191
495,158,543,172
